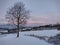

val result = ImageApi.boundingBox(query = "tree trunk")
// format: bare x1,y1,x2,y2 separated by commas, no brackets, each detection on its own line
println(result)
17,29,19,37
17,18,19,37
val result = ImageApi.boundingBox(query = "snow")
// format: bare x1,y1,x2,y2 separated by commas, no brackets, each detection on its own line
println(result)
0,29,60,45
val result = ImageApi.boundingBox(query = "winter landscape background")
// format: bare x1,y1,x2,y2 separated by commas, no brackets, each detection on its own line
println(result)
0,0,60,45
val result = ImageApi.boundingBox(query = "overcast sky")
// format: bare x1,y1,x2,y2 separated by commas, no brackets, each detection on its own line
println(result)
0,0,60,25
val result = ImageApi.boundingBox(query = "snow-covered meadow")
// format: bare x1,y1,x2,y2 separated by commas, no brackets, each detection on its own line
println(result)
0,29,60,45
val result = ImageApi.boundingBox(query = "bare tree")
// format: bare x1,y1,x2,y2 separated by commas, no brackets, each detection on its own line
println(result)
6,2,30,37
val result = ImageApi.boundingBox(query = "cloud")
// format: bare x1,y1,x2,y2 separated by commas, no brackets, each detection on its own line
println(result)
28,12,60,24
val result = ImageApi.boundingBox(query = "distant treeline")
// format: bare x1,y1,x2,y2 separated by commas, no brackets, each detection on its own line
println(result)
32,24,60,30
0,24,60,34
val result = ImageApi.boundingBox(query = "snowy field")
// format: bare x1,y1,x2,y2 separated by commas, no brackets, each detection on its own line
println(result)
0,29,60,45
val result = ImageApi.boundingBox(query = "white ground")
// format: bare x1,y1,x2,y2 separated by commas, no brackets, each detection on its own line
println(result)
0,29,60,45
